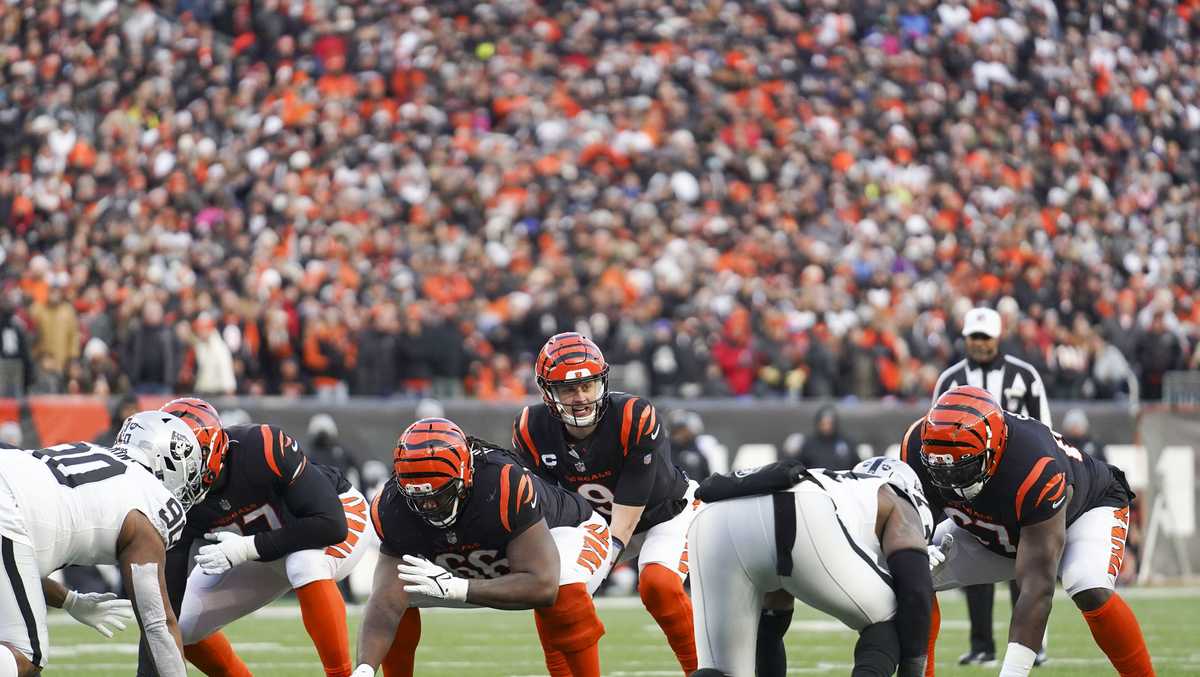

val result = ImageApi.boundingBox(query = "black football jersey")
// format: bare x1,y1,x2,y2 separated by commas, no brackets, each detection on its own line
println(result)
901,412,1131,558
142,423,351,675
511,392,690,533
371,450,592,579
184,424,346,533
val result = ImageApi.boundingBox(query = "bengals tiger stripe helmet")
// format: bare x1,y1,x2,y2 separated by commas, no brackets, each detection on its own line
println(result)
394,418,474,528
160,397,229,488
535,332,610,427
920,385,1009,499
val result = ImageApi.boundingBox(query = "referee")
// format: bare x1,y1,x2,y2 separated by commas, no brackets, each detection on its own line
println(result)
933,306,1051,666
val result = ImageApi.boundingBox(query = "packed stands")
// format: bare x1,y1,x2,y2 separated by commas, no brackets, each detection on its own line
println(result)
0,0,1196,402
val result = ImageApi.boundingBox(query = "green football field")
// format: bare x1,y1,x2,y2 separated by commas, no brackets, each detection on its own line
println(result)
43,587,1199,675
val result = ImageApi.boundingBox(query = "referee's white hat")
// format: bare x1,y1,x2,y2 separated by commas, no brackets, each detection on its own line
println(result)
962,307,1002,338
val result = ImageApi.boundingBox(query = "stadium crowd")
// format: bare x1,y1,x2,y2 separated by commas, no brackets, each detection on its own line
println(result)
0,0,1197,403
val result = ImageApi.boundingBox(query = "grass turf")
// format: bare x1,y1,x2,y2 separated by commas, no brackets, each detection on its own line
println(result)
42,587,1199,675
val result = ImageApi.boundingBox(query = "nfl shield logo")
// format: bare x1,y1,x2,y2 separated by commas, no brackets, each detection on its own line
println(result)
219,499,231,511
574,461,586,472
446,532,458,544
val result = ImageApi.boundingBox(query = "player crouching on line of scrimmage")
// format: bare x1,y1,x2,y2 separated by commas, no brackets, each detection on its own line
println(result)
904,386,1153,677
351,418,615,677
687,456,935,677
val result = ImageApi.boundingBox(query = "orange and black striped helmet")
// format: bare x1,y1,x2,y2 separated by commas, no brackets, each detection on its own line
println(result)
920,385,1008,497
160,397,229,488
393,418,474,527
535,332,610,427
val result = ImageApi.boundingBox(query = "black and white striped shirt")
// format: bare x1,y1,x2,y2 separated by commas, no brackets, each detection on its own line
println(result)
932,354,1052,426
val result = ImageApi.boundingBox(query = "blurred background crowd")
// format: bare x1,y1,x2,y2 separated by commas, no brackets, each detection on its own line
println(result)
1,0,1197,404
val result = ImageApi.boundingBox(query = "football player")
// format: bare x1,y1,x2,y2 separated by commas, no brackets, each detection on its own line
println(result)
687,457,934,677
137,398,375,677
352,418,611,677
512,333,700,674
0,411,203,677
903,386,1152,677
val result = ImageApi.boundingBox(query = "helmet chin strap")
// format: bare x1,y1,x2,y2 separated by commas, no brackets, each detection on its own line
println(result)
558,403,598,427
428,497,461,528
956,481,985,500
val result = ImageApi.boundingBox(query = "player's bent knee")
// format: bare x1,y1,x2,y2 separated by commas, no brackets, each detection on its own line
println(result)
639,563,685,607
852,621,900,677
1071,586,1112,612
535,583,604,652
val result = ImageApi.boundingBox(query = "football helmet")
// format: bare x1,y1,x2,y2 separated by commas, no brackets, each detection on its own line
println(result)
394,418,474,528
535,332,610,427
853,456,934,540
113,411,208,510
160,397,228,487
920,385,1008,499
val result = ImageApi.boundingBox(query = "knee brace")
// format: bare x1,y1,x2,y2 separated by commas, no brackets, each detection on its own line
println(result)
852,621,900,677
534,583,605,653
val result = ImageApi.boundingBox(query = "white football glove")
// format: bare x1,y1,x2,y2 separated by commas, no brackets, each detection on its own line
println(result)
396,555,469,602
63,590,135,638
196,531,260,575
927,533,955,573
351,664,376,677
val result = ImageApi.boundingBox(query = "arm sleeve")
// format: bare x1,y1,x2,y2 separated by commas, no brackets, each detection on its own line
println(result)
612,399,666,507
886,548,933,661
134,535,192,677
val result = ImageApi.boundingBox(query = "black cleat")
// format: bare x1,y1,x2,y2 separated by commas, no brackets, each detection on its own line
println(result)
958,650,997,666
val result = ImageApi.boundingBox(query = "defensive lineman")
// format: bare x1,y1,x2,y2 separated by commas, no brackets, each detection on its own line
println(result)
687,457,934,677
0,411,204,676
905,386,1152,676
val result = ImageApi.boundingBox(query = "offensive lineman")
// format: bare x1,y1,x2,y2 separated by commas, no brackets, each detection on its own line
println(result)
0,411,204,676
512,332,700,673
353,418,611,677
904,386,1152,676
138,398,375,677
687,457,935,677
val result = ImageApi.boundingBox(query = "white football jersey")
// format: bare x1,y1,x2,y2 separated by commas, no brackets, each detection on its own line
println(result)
788,468,890,567
0,442,186,573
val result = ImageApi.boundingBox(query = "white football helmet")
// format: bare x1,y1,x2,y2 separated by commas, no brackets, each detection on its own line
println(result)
854,456,934,541
112,410,208,510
